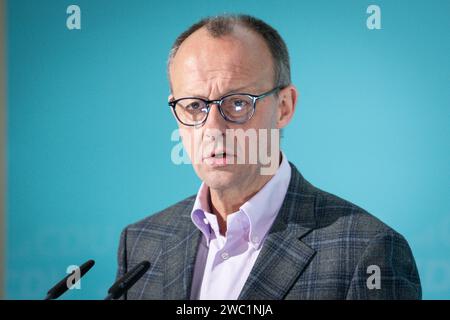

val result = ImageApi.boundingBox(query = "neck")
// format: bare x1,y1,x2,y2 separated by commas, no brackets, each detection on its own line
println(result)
208,155,283,236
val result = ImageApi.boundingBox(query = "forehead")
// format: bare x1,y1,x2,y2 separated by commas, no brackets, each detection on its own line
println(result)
169,25,274,96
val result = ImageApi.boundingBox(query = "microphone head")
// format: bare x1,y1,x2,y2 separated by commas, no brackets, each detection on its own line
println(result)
107,260,151,299
45,259,95,300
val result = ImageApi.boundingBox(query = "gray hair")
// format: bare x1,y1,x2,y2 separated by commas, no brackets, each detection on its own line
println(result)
167,14,291,92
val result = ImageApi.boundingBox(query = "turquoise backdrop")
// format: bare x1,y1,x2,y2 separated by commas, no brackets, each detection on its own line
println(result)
5,0,450,299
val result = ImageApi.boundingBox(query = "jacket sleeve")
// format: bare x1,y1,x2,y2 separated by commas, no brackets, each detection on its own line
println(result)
345,230,422,299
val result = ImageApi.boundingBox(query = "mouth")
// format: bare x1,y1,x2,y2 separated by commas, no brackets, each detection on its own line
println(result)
202,150,235,166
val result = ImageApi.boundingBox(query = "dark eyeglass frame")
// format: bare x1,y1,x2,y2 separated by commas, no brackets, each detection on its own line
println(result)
168,86,283,126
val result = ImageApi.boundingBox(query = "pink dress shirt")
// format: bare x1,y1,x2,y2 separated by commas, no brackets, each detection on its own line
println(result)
189,152,292,299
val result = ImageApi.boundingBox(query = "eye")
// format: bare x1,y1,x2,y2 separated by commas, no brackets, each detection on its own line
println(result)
184,101,208,114
186,102,201,110
231,99,248,111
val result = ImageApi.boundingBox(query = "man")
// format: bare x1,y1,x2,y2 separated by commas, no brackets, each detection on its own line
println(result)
116,14,421,299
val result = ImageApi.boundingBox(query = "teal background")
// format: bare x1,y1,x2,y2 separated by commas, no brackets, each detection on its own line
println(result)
5,0,450,299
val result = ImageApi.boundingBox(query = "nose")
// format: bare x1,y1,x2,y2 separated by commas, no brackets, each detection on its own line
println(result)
203,101,228,132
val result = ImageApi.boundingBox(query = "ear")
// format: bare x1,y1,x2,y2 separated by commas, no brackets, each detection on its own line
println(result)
276,85,298,129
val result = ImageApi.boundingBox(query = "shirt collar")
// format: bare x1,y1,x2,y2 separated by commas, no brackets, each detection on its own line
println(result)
190,151,292,249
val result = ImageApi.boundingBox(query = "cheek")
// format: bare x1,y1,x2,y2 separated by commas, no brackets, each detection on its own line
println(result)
180,129,203,160
253,103,278,128
179,129,193,158
244,110,276,131
268,106,279,127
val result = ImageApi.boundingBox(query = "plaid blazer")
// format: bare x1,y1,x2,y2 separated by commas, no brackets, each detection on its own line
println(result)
116,162,421,299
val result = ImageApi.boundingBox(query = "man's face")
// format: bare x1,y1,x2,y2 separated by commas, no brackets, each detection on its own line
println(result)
169,25,282,192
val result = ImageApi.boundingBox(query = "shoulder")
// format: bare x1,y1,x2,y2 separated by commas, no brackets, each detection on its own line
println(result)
284,162,407,253
313,185,395,237
123,194,196,241
288,162,398,239
299,176,413,266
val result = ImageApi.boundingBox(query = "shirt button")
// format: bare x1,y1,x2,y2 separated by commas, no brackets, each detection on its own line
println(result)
252,236,260,244
221,252,229,260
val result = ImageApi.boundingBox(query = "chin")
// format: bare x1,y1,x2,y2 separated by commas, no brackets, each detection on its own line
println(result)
196,165,241,191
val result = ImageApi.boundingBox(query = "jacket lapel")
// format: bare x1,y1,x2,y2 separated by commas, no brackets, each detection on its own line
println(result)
238,163,317,299
161,205,202,300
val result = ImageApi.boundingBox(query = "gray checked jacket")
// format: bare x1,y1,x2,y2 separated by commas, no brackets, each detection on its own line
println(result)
116,162,421,299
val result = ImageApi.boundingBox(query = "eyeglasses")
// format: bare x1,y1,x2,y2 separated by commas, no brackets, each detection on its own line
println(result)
168,86,282,126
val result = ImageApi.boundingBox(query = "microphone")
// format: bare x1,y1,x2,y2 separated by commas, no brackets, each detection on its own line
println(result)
44,259,95,300
104,260,151,300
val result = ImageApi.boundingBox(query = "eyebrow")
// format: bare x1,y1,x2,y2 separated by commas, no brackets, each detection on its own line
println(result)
180,85,258,100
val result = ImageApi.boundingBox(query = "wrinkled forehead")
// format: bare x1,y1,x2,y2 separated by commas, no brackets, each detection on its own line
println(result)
169,25,275,97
